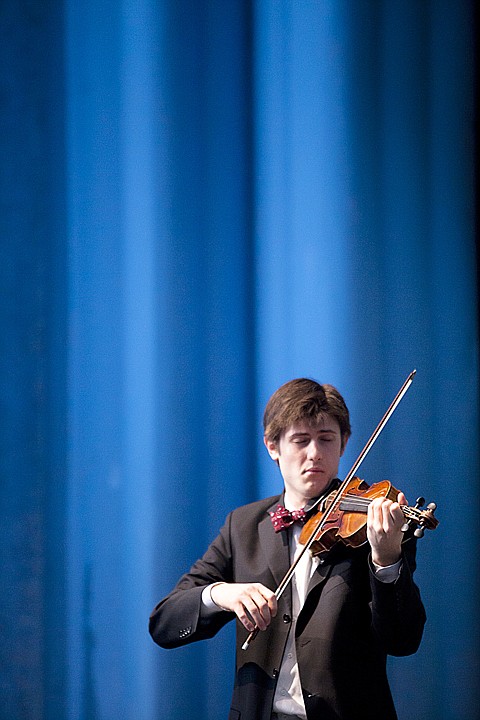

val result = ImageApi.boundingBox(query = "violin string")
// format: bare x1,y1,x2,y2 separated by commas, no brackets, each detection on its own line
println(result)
338,494,415,514
335,496,426,525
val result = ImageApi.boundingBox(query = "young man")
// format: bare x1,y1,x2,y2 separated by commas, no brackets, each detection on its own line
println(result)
149,379,426,720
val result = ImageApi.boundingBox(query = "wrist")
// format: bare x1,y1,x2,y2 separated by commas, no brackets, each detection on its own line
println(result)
209,582,228,609
371,551,401,568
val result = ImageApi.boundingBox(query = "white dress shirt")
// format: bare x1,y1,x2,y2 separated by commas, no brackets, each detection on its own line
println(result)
272,523,314,718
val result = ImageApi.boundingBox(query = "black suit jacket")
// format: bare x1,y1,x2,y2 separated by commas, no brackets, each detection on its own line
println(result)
149,495,426,720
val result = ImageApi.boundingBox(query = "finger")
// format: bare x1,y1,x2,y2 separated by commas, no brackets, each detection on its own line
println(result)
368,497,388,532
369,497,403,530
250,584,277,618
389,496,407,524
379,500,404,533
235,595,263,632
239,586,275,631
380,500,395,531
390,502,405,526
253,586,279,626
248,592,272,629
367,497,382,520
235,603,256,632
260,586,278,617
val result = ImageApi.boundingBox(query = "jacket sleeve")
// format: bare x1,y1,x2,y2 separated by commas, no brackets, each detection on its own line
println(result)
149,513,236,649
369,536,426,656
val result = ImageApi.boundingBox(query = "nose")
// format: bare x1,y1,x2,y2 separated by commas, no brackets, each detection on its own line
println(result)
307,439,323,461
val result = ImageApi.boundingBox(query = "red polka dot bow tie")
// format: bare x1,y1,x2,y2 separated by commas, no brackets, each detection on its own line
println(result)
269,505,307,533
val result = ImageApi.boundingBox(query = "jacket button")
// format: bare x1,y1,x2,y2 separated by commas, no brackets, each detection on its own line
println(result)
272,669,279,678
283,613,291,623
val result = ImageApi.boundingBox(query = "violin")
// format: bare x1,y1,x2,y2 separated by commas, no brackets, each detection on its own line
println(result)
299,475,438,556
242,370,439,650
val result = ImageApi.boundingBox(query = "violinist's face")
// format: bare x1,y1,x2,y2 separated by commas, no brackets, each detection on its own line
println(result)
264,417,347,509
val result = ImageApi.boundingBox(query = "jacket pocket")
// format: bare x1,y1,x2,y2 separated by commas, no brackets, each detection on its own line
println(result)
228,710,240,720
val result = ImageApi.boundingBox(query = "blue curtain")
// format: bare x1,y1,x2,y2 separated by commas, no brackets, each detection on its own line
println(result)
1,1,478,719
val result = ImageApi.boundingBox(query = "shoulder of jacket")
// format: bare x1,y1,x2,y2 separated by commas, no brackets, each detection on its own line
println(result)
228,494,281,522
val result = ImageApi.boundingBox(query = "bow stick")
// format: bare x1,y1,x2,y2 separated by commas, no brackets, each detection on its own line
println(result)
242,369,417,650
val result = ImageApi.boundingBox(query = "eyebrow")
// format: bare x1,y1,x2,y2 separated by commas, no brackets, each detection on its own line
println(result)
288,429,338,439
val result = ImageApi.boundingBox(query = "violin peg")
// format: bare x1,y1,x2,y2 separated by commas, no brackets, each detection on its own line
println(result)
415,497,425,508
401,522,410,533
427,502,437,512
414,526,425,539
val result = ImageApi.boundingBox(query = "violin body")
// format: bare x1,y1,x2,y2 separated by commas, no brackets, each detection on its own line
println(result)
299,476,438,557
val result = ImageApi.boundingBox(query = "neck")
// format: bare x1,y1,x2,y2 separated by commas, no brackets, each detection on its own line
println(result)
284,478,340,512
283,490,308,511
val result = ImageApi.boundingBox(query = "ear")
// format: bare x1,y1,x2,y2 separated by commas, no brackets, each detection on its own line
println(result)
340,435,349,456
264,436,280,462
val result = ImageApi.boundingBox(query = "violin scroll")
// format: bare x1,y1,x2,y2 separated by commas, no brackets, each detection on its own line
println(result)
401,497,439,538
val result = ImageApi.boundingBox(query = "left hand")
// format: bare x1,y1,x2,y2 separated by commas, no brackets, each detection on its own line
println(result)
367,491,407,567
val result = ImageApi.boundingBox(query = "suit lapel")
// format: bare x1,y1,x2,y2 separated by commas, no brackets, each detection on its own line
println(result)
257,499,291,589
257,496,335,612
306,557,334,596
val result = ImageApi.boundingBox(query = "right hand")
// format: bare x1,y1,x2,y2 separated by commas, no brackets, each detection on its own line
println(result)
210,582,277,632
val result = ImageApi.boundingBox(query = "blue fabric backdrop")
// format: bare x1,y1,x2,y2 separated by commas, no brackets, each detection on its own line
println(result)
1,1,478,719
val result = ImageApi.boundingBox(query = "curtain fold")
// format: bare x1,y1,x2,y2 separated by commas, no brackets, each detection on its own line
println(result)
1,1,477,719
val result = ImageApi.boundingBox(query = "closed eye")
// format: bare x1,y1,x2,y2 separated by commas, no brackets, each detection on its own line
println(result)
290,434,310,444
